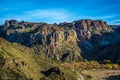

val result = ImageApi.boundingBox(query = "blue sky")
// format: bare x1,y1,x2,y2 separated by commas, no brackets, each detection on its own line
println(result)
0,0,120,25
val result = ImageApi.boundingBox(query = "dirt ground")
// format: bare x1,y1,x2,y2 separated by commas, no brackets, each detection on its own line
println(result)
82,69,120,80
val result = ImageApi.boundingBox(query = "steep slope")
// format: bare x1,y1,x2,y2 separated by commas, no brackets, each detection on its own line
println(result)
59,19,111,40
0,38,42,79
94,41,120,63
1,19,119,63
1,20,83,62
59,20,115,61
0,38,79,80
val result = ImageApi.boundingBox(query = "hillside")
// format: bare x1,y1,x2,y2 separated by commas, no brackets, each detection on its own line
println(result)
0,20,113,61
0,19,120,80
0,38,80,80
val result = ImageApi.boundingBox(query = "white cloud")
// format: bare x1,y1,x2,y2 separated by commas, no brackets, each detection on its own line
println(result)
0,9,115,24
79,15,115,20
25,9,73,23
108,19,120,25
1,9,73,24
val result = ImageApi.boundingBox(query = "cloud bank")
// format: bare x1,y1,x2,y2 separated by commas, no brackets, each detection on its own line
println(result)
1,9,73,24
1,9,116,24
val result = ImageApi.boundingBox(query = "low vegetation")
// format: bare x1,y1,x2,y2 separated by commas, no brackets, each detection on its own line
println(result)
74,61,119,70
0,38,78,80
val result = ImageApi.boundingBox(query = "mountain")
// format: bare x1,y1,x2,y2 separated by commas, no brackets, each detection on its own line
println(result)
0,20,112,61
1,19,120,62
0,19,120,80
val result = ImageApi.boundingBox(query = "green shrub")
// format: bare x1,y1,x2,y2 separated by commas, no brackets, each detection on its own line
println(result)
112,64,119,69
104,60,111,64
103,64,112,69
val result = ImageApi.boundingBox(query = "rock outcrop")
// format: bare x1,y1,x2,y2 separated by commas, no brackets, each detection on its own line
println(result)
4,20,19,27
2,19,111,45
1,20,82,62
0,19,117,62
59,19,111,40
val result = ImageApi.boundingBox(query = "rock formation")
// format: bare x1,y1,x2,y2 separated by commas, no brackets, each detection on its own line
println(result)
1,19,119,62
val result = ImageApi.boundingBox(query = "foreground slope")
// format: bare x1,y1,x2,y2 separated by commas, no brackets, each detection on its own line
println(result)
0,38,80,80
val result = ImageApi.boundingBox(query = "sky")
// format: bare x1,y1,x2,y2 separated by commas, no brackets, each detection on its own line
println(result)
0,0,120,25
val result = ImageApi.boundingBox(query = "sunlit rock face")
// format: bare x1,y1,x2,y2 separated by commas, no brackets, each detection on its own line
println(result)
2,20,81,46
59,20,119,61
0,19,116,62
4,20,19,28
59,19,111,41
0,20,82,62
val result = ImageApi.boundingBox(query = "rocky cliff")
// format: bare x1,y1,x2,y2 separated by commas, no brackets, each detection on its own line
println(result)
1,20,83,62
1,19,119,62
59,19,111,40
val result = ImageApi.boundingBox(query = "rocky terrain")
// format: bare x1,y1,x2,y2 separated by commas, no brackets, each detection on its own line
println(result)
1,19,119,62
0,19,120,80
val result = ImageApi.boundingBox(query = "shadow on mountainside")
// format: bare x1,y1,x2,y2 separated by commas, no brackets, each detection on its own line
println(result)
105,74,120,80
77,30,120,63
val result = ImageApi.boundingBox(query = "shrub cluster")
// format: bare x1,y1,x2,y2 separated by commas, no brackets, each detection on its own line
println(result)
73,60,119,70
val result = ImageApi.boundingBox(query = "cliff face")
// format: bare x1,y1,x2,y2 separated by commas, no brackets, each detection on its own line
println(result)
0,19,116,62
2,20,78,46
1,20,82,62
2,19,111,44
59,19,111,40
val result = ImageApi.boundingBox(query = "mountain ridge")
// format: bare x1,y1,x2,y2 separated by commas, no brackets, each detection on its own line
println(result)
0,19,120,80
0,19,118,62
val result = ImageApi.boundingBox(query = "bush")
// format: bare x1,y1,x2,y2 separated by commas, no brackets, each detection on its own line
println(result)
112,64,119,69
71,61,119,70
103,64,112,69
89,61,100,69
104,60,111,64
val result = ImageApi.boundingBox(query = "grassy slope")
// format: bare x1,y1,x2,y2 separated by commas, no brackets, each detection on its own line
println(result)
0,38,78,80
1,37,120,80
0,38,43,79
